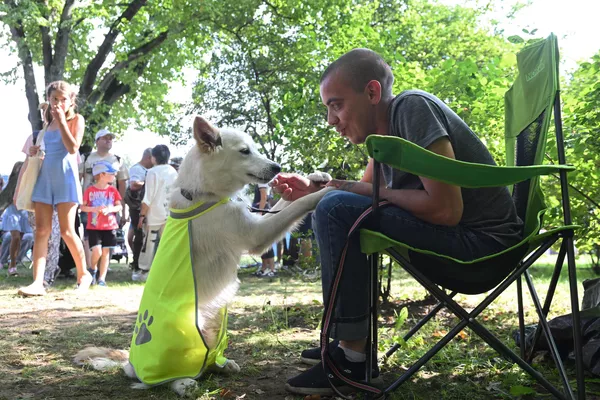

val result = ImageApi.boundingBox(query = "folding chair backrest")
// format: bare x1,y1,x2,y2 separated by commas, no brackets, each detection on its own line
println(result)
504,34,559,237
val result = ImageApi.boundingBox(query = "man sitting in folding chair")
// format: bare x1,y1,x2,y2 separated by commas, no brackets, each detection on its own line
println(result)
274,48,524,396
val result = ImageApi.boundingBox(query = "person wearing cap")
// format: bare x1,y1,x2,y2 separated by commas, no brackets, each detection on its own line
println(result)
133,144,177,282
79,129,129,269
80,160,123,287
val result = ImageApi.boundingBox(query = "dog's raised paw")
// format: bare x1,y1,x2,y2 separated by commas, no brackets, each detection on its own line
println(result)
134,310,154,346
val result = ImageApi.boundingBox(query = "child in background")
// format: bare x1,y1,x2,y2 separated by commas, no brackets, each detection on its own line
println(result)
80,161,122,287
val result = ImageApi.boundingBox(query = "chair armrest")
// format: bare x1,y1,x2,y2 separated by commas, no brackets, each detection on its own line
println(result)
366,135,574,188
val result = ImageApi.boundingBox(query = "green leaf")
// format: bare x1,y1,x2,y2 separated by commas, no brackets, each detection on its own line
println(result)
509,385,537,396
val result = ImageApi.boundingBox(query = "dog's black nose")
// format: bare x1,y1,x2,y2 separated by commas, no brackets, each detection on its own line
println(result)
271,163,281,174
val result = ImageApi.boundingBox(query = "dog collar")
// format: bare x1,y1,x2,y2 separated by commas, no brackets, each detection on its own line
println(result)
169,197,229,220
180,188,217,201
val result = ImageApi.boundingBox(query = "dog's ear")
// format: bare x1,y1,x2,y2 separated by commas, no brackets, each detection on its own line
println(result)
193,116,222,153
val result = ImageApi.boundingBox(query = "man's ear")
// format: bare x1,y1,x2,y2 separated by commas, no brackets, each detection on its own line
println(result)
365,80,382,104
193,116,222,153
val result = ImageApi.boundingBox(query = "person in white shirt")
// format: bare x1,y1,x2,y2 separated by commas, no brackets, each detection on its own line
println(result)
133,144,178,281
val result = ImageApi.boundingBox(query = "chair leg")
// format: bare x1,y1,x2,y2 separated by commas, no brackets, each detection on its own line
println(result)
565,236,585,400
366,252,378,388
517,275,526,360
386,241,571,400
526,240,567,362
524,270,574,398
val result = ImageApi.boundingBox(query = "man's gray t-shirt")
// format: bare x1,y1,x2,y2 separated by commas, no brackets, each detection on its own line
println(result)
382,90,523,247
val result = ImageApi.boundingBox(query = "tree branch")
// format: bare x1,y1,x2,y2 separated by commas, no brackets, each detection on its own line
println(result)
49,0,76,81
36,0,53,86
79,0,148,101
87,30,169,105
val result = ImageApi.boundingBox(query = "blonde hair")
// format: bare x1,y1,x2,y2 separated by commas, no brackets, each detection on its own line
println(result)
44,81,77,124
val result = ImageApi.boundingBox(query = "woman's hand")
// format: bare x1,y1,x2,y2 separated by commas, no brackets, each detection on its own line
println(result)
326,179,372,196
29,145,40,157
50,104,67,125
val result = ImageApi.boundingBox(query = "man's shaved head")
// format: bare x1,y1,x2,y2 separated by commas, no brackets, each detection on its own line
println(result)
320,48,394,98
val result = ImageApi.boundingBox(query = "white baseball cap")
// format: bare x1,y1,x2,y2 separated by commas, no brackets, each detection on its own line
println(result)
95,129,114,141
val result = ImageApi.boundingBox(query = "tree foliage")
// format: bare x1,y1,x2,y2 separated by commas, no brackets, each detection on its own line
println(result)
555,51,600,260
192,0,518,178
2,0,598,259
1,0,226,141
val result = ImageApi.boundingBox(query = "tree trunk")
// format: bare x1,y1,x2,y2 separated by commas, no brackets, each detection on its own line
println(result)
7,17,43,131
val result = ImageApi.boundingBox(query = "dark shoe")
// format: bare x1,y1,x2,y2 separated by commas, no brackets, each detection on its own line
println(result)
88,269,98,285
301,340,339,365
286,346,382,396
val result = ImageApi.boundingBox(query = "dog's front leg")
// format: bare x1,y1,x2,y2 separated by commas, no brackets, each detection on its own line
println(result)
260,198,290,221
247,187,335,253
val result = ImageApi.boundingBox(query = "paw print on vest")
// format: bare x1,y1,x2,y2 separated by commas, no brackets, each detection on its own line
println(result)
134,310,154,346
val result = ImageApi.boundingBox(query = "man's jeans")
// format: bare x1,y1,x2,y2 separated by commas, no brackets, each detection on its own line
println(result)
312,190,508,341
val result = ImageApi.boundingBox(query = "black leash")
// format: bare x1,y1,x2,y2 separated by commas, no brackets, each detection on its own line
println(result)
249,206,280,214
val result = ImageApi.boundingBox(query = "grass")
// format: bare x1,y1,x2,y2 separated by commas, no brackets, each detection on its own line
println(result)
0,254,598,399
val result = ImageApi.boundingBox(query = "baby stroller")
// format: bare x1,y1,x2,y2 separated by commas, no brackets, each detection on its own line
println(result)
111,228,128,262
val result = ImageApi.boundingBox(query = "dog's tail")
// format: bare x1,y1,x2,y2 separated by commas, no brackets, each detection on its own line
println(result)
74,346,136,377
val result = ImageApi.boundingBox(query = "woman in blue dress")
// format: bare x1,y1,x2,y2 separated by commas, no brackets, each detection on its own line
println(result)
18,81,93,296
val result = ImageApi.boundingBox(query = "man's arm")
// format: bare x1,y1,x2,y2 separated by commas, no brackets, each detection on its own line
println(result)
380,138,463,226
129,181,145,191
330,138,463,226
118,178,128,224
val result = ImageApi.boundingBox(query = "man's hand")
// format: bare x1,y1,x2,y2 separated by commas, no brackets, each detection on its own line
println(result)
326,179,372,196
270,173,318,201
137,215,146,230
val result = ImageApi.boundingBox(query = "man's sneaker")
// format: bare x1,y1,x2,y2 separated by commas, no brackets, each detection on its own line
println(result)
97,280,107,287
264,271,276,278
254,269,266,277
87,269,98,285
301,340,339,365
286,346,382,396
132,270,148,282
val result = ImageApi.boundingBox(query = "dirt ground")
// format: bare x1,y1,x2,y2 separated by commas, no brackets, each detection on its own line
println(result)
1,260,597,400
0,264,347,400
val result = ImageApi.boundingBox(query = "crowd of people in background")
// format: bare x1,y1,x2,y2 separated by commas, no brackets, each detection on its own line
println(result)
0,79,312,296
0,79,191,296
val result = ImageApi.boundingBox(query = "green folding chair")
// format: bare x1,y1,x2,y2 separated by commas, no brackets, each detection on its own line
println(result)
320,34,586,399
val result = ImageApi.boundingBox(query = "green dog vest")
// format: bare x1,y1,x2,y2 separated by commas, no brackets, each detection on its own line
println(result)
129,198,230,385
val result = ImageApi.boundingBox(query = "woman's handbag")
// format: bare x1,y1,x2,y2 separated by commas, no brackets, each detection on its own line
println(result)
15,127,47,212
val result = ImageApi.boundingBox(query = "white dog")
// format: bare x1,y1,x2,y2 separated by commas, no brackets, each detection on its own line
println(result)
74,116,333,397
